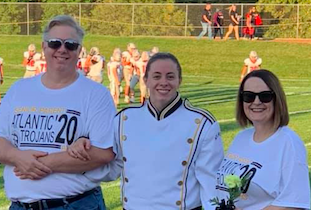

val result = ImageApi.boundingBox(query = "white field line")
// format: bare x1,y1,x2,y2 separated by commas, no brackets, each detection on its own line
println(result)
183,74,311,82
305,142,311,147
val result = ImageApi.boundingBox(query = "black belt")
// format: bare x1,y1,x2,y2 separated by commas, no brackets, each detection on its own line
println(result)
13,187,99,210
123,206,202,210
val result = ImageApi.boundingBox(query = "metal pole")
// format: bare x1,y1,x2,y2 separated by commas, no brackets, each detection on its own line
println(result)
184,4,188,37
131,4,135,36
79,3,82,26
240,4,243,38
27,3,29,36
296,4,299,38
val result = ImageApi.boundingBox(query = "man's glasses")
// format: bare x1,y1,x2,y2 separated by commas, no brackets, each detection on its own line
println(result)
241,91,275,103
45,38,80,51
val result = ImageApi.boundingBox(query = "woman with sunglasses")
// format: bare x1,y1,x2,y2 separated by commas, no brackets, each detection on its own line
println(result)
215,69,310,209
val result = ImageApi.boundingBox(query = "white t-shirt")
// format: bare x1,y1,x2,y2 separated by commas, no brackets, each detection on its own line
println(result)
0,74,118,202
23,51,41,71
88,55,104,77
216,126,310,210
244,57,262,74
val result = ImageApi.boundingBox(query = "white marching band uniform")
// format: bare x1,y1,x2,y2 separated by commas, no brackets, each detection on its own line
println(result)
114,93,224,210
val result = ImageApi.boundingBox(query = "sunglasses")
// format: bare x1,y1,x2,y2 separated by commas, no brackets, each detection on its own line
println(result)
241,91,275,103
45,38,80,51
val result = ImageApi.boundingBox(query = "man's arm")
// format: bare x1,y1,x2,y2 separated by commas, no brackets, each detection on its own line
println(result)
0,137,52,180
203,14,211,24
38,145,115,173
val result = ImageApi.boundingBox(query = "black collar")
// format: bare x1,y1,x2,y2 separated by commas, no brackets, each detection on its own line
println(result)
147,93,182,121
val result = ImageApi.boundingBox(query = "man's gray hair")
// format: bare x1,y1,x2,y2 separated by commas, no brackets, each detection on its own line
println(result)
42,15,85,43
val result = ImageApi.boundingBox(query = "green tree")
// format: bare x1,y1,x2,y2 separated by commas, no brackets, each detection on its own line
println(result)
85,0,193,36
258,0,311,38
0,4,26,35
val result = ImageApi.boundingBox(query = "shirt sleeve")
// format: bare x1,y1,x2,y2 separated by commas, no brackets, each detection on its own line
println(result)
271,134,310,209
195,121,224,209
82,93,121,183
86,85,116,149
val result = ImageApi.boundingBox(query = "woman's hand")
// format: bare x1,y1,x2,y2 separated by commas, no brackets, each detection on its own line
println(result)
67,137,91,161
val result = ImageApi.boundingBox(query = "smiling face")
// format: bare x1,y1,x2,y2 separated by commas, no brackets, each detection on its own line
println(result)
42,25,81,74
243,77,274,127
144,59,181,112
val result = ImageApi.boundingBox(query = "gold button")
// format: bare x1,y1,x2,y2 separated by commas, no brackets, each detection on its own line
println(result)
122,135,127,141
123,115,128,121
195,118,201,124
182,161,187,166
176,200,181,206
178,181,183,186
187,138,193,144
123,157,127,162
124,197,128,202
125,177,129,183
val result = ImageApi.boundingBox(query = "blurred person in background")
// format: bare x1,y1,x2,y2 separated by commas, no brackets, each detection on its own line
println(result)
129,49,141,103
76,46,87,75
197,3,213,40
22,44,41,78
107,49,122,107
149,46,159,57
86,47,105,83
213,9,224,39
122,43,136,103
224,4,240,41
240,51,262,82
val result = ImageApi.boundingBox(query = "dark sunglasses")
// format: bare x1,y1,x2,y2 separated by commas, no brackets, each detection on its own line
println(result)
241,91,275,103
45,38,80,51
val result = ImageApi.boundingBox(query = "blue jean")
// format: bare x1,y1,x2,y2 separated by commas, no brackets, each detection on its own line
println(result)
9,187,106,210
198,21,212,39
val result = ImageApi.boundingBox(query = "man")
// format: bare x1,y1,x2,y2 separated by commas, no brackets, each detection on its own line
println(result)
86,47,105,83
22,44,41,78
240,51,262,81
0,15,119,210
0,56,3,104
122,43,136,103
197,3,212,40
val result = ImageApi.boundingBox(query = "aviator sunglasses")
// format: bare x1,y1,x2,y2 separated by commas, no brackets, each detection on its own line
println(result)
45,38,80,51
241,91,275,103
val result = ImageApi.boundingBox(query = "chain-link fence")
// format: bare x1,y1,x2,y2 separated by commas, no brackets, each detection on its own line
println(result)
0,3,309,38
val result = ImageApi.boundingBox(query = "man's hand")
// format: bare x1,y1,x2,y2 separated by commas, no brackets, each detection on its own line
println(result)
67,138,91,161
13,150,52,180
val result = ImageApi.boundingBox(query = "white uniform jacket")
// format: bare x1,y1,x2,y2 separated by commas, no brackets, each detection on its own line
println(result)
114,93,224,210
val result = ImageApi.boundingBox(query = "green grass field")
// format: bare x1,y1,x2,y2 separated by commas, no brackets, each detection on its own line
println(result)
0,36,310,209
